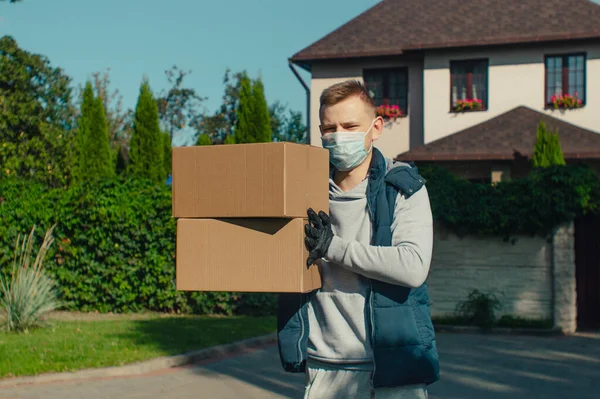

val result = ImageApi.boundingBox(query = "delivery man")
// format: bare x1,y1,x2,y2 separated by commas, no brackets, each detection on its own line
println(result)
277,80,439,398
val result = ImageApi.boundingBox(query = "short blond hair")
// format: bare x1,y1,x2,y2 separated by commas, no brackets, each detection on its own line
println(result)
319,80,376,118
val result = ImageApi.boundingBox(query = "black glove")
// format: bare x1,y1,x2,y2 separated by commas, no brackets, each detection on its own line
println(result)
304,208,334,266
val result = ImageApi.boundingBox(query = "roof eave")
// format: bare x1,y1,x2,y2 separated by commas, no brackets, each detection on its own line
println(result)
289,58,312,73
395,153,522,162
402,31,600,51
290,49,405,65
395,152,600,162
290,32,600,65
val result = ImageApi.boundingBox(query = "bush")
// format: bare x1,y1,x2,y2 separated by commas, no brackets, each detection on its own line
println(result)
0,177,277,316
455,289,501,329
1,225,61,332
420,164,600,239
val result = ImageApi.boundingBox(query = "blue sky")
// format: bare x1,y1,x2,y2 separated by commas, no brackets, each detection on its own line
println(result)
1,0,380,140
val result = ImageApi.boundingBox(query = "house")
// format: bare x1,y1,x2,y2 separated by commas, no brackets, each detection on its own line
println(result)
289,0,600,331
289,0,600,183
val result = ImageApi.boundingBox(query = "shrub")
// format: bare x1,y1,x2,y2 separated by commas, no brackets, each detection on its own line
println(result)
420,163,600,238
455,289,502,329
0,225,61,332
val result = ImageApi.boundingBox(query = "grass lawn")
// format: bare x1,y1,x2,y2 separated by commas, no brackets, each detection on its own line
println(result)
0,315,275,378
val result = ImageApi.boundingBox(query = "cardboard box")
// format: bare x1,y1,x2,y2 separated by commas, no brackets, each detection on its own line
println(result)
176,218,322,293
172,142,329,218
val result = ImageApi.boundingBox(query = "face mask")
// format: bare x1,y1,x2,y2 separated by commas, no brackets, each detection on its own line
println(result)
321,120,375,171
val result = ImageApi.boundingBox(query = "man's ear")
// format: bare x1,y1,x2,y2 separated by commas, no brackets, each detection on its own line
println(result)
372,116,384,142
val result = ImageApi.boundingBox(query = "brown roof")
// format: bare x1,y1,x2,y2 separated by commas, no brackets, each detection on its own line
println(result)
291,0,600,63
396,107,600,162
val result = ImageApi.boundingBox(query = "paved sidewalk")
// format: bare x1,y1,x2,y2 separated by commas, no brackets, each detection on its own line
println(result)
1,332,599,399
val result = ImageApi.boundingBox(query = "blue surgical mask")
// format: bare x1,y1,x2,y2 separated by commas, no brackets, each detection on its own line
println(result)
321,120,375,171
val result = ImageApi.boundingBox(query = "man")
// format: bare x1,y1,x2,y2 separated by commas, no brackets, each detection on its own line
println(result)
277,80,439,398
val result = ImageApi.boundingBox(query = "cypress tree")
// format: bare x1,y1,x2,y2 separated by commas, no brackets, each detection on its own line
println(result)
234,73,253,143
533,121,550,168
196,134,212,146
88,95,115,179
73,82,94,182
251,77,272,143
74,82,114,182
549,131,566,166
128,80,164,182
533,121,566,168
223,135,236,144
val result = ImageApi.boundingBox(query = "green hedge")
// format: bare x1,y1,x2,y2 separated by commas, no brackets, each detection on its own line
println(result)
420,164,600,239
1,164,598,313
0,178,276,315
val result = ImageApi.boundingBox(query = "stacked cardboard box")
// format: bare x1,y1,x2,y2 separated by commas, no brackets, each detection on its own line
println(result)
172,142,329,293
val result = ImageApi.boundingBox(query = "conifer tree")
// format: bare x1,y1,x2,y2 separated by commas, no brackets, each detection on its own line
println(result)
533,121,550,168
128,80,164,182
234,73,253,144
74,82,114,182
533,121,566,168
548,130,566,166
251,77,272,143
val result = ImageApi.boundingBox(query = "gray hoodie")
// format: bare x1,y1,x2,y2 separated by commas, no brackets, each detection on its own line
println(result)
307,159,434,367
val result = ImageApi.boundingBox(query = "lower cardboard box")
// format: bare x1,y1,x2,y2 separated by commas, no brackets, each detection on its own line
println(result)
176,218,322,293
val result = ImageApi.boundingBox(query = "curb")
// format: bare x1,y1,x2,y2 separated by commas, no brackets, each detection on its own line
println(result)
0,333,277,388
434,324,564,336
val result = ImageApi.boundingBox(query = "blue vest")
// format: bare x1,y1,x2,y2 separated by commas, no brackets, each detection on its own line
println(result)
277,148,440,388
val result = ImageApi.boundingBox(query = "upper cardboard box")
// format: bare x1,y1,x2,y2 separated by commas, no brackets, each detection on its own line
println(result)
172,142,330,218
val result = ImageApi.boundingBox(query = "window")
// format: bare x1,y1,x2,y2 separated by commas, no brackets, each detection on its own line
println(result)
363,68,408,115
450,59,488,111
545,53,586,106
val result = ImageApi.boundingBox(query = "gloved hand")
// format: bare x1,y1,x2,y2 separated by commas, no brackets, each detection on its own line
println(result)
304,208,334,266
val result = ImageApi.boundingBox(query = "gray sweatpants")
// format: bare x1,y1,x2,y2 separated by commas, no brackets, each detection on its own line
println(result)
303,362,428,399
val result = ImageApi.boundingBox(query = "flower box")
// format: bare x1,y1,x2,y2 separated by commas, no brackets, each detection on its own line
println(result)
550,93,584,109
453,98,484,112
376,104,404,120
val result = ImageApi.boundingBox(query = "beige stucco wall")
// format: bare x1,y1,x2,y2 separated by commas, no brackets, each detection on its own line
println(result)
423,43,600,144
427,223,553,320
309,58,423,159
